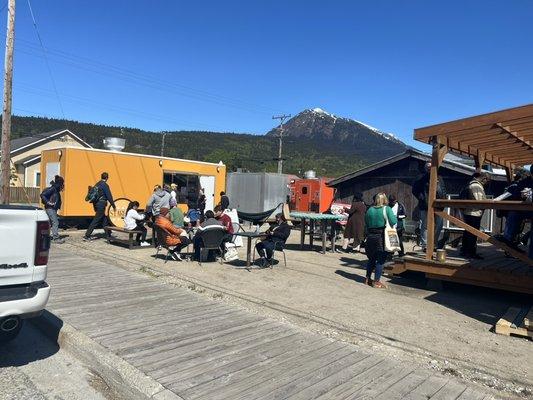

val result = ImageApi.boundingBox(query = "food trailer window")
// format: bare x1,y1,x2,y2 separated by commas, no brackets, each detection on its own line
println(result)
163,172,200,206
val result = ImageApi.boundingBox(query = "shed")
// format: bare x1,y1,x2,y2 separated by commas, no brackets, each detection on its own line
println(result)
327,148,507,227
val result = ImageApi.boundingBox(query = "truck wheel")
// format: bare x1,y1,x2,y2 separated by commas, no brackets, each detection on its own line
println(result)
0,317,23,343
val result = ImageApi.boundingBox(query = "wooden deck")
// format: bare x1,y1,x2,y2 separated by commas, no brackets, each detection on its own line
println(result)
392,243,533,294
45,249,494,400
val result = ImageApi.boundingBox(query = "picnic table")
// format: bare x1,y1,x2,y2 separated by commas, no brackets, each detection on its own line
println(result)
290,212,346,254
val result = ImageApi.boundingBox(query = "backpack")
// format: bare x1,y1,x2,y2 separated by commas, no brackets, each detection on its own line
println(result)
85,184,103,203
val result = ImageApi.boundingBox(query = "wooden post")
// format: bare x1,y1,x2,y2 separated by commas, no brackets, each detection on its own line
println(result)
474,151,485,172
425,137,447,260
504,166,513,183
0,0,15,204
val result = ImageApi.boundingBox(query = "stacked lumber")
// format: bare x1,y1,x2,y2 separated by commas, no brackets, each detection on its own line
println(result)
495,306,533,340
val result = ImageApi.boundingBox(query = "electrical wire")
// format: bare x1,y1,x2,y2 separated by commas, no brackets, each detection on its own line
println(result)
16,37,284,116
26,0,67,125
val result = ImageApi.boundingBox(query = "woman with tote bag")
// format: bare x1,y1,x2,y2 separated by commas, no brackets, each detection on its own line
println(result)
364,193,397,288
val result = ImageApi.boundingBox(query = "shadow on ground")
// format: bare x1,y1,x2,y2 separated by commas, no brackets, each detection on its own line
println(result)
0,311,62,368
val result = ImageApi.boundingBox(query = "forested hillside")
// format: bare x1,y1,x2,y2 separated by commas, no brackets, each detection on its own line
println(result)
8,115,402,177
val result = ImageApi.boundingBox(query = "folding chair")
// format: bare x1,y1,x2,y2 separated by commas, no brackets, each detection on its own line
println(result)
195,228,226,265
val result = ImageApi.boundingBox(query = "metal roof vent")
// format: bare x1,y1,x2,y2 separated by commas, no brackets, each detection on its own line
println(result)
103,137,125,152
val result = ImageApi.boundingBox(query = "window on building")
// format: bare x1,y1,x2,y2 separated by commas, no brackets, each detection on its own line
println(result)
163,172,200,206
35,172,41,187
302,186,308,194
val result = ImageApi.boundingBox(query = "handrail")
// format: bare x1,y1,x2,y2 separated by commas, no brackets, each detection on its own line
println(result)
433,199,533,212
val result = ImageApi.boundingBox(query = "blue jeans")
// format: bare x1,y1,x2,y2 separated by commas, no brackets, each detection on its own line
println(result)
503,212,523,242
45,208,59,239
420,210,444,248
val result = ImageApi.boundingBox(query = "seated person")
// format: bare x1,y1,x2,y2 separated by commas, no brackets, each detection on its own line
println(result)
193,210,224,261
169,198,184,228
214,205,235,254
187,208,202,227
155,207,190,261
124,201,150,246
255,213,291,266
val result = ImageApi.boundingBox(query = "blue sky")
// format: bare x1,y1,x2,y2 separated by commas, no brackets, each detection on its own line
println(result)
4,0,533,148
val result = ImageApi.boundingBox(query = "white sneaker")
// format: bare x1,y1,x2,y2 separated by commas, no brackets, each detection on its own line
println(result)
140,241,151,247
171,252,183,261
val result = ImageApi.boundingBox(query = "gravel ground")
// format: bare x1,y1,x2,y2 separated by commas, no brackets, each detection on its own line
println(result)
0,322,120,400
56,228,532,399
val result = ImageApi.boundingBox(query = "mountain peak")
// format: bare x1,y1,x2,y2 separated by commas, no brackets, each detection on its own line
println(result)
266,108,406,162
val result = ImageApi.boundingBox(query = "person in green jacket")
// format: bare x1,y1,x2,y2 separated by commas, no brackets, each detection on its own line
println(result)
168,198,184,228
364,193,397,288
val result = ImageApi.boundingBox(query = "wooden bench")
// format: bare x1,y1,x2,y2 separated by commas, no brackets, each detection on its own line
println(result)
104,226,146,250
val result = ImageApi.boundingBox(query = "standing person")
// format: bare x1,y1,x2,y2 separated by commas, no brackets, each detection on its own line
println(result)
364,193,397,288
197,188,207,217
388,194,406,257
40,175,65,244
219,191,230,210
84,172,116,241
412,162,446,251
169,198,184,228
169,183,178,201
155,207,190,261
146,185,171,219
124,201,150,246
342,192,366,252
461,172,490,259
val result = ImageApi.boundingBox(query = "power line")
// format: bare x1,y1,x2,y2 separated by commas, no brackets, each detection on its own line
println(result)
15,37,285,116
14,81,227,130
26,0,66,124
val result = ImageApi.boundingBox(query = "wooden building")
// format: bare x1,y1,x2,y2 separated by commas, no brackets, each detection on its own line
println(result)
327,148,507,231
391,104,533,294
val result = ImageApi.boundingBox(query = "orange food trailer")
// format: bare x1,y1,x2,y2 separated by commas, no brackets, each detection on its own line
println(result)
289,176,335,213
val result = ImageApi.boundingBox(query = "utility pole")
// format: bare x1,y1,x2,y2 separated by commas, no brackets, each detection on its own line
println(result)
161,132,167,157
272,114,291,174
0,0,15,204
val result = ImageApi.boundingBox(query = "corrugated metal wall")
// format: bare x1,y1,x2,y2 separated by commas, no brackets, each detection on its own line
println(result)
227,173,292,213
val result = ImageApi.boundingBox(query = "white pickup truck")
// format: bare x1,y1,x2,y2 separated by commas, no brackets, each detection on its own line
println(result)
0,205,51,342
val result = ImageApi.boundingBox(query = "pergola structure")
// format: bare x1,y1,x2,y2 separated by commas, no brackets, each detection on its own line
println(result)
414,104,533,267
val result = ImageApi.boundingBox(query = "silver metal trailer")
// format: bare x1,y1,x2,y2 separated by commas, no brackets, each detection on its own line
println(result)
227,172,294,213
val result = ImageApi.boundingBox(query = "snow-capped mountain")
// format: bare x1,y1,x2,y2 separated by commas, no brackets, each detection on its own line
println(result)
266,108,406,162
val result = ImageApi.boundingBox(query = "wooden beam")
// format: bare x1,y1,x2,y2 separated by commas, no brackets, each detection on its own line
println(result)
505,167,513,183
474,150,485,171
496,123,533,148
426,137,446,260
435,211,533,266
433,199,533,211
414,104,533,140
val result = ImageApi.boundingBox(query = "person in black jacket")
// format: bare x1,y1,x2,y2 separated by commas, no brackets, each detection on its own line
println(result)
219,191,230,210
40,175,65,244
255,213,291,267
84,172,116,241
412,162,446,250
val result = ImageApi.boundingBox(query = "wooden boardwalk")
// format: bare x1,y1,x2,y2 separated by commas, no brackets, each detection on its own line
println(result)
46,249,494,400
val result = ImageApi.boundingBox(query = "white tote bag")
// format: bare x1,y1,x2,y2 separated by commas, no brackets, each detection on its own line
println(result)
383,207,401,252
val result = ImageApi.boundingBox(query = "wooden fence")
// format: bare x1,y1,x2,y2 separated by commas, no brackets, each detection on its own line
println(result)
9,186,40,204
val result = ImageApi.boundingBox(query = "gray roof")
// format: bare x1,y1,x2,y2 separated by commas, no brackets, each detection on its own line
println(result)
9,129,91,154
327,148,506,187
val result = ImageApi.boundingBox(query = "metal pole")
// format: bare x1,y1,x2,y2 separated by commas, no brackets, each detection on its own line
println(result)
0,0,15,204
161,132,167,157
272,114,291,174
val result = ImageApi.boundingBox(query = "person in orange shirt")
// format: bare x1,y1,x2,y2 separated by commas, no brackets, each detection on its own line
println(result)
155,207,190,261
